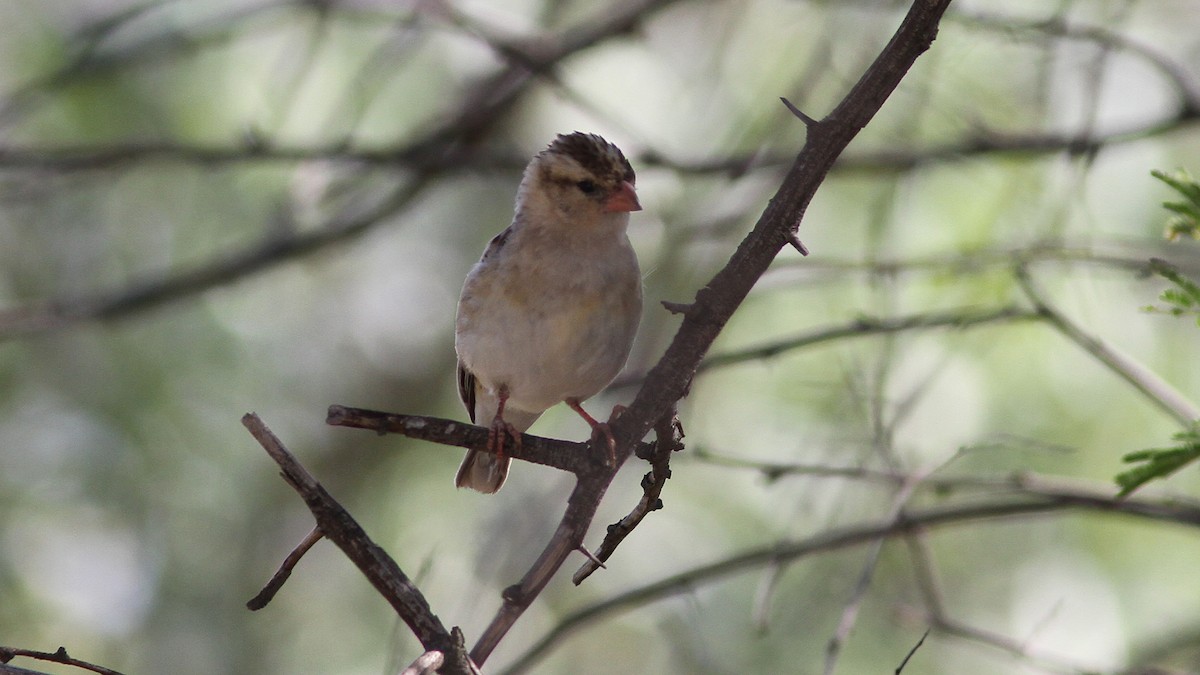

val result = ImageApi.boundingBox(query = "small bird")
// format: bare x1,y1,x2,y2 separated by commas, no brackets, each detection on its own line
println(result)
454,132,643,493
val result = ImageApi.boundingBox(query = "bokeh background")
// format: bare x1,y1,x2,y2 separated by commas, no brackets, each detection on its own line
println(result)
3,1,1200,673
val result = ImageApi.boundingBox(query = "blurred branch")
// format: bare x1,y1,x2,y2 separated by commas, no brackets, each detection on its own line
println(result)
612,305,1039,390
6,106,1198,175
0,664,45,675
902,529,1089,674
1016,264,1200,426
0,0,299,125
241,413,477,675
0,139,528,172
0,646,125,675
0,0,682,341
765,242,1191,279
502,480,1200,674
702,305,1039,373
824,476,922,675
954,11,1200,113
0,174,430,340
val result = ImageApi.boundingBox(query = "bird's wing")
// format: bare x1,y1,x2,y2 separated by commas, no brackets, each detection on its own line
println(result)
456,360,477,424
479,224,514,263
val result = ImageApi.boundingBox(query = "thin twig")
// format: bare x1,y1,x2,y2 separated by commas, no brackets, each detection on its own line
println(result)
823,477,922,675
612,306,1041,390
246,526,324,610
894,629,929,674
785,229,811,256
572,412,683,584
242,413,474,674
0,175,432,340
501,486,1200,674
0,647,125,675
1016,264,1200,426
954,11,1200,112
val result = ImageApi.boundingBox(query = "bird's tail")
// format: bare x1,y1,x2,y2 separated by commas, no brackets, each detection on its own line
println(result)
455,451,511,493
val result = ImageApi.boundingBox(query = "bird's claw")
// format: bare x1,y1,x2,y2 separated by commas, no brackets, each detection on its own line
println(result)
487,415,521,461
594,422,617,467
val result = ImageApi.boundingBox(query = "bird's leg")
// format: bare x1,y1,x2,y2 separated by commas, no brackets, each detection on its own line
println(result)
566,398,616,466
489,384,521,460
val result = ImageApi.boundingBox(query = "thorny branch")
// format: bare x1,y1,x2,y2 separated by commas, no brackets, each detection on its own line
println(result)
466,0,955,665
241,413,476,674
607,0,955,465
571,411,684,585
5,1,1200,674
245,0,956,669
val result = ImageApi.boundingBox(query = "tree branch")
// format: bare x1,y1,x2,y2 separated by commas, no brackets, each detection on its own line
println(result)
241,413,475,674
572,411,684,584
325,404,654,475
608,0,954,458
0,646,125,675
502,482,1200,674
1016,264,1200,426
252,0,955,667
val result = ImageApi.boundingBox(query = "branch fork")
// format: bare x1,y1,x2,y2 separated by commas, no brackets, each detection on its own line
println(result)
244,0,953,669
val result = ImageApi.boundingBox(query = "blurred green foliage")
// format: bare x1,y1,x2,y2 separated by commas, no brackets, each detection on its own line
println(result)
1,2,1200,675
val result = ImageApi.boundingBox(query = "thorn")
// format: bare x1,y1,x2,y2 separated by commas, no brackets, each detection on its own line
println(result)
780,97,818,127
577,545,607,569
661,300,692,315
785,230,810,256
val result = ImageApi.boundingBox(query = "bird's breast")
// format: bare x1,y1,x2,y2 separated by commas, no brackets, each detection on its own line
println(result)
455,242,642,413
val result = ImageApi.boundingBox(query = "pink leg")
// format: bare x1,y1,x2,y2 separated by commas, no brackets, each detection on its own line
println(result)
488,385,521,460
566,398,616,465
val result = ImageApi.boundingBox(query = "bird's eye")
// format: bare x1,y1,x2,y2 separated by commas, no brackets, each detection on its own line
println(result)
576,179,597,194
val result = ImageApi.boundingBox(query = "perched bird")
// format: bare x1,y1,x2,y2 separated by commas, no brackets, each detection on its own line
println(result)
454,132,643,493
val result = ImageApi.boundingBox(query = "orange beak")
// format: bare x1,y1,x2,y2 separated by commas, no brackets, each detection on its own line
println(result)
602,180,641,213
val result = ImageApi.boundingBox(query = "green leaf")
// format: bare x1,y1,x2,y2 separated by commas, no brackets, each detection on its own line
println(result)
1152,169,1200,240
1116,428,1200,497
1144,258,1200,321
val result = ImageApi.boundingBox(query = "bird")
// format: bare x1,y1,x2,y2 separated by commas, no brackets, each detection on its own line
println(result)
453,132,643,493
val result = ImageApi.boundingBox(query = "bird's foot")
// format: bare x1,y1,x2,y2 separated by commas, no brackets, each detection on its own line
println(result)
567,398,617,467
487,414,521,462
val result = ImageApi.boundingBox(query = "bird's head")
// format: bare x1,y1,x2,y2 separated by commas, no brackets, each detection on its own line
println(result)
516,132,640,228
